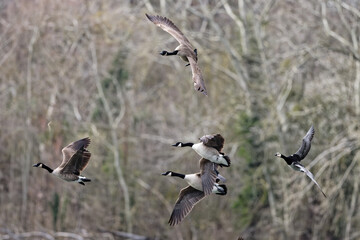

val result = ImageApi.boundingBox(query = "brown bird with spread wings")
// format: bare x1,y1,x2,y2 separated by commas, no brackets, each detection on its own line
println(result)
146,13,208,96
33,137,92,185
162,158,227,226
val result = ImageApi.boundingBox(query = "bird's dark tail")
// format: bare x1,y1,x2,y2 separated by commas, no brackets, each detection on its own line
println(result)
79,176,91,182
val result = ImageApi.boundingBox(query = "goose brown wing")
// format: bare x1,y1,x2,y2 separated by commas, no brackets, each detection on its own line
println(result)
60,148,91,175
145,14,193,49
294,126,315,161
168,186,205,226
199,134,224,152
188,57,207,96
59,137,91,173
199,158,218,195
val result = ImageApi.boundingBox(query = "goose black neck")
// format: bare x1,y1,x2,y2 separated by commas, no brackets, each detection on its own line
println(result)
171,172,185,179
42,164,54,173
181,142,194,147
280,154,293,165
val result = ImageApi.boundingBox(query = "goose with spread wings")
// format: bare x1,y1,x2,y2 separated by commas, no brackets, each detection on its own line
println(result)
33,137,92,185
145,13,207,96
172,133,231,167
162,158,227,226
275,126,326,197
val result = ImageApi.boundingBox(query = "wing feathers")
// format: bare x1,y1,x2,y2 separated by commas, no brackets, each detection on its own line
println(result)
61,137,91,166
199,134,225,152
296,163,327,198
59,138,91,175
145,14,193,47
168,186,205,226
294,125,315,160
199,158,218,195
146,13,208,96
188,57,207,96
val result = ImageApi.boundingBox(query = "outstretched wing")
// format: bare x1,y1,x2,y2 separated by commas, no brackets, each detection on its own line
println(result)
145,14,193,49
199,158,218,195
295,163,327,198
60,137,91,174
188,57,207,96
168,186,205,226
199,134,224,152
294,125,315,161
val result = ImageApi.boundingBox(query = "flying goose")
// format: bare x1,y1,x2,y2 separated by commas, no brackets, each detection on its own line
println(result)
162,158,227,225
145,13,208,96
172,134,231,167
275,126,326,197
33,137,92,185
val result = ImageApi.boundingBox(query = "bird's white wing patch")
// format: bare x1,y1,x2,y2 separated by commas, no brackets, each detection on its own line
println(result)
295,163,327,198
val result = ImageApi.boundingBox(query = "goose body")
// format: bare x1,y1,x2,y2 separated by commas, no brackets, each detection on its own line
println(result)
33,137,92,185
145,13,207,96
275,126,326,197
183,173,203,190
173,134,231,167
162,159,227,226
163,158,224,195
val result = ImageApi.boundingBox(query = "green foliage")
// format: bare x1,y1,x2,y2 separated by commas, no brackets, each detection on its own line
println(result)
233,180,267,227
101,156,114,175
92,49,129,122
232,111,268,227
59,196,69,231
91,98,106,122
235,112,259,164
49,192,60,230
109,50,129,87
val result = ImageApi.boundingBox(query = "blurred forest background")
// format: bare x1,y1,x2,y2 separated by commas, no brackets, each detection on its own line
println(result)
0,0,359,239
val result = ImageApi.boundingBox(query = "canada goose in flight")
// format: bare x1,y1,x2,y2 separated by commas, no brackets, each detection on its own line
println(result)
162,159,227,225
33,137,92,185
172,134,231,167
275,126,326,197
145,13,208,96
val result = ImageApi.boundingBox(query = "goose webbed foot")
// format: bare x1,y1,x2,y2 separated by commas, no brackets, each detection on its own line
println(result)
78,182,85,186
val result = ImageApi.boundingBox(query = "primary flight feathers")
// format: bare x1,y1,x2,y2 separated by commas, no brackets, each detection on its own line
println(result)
294,125,315,161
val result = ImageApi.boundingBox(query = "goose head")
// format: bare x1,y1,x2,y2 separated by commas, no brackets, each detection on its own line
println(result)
172,142,183,147
275,152,282,158
33,163,43,168
162,171,173,176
